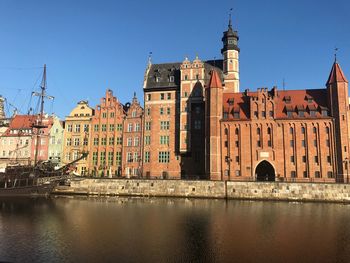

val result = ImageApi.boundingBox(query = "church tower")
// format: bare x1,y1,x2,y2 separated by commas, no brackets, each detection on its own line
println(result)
326,60,349,182
221,14,240,93
0,96,5,119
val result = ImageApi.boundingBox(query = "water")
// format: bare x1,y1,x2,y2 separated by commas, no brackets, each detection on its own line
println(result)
1,197,350,263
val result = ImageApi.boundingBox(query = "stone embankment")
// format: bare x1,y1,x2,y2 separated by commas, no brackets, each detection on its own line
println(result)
53,178,350,203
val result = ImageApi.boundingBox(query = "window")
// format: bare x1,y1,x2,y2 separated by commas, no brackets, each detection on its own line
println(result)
134,137,139,146
257,140,261,147
94,124,99,132
303,171,308,178
290,155,295,163
326,139,330,147
74,138,80,146
235,156,240,163
160,136,170,145
235,141,239,147
116,124,123,131
135,123,140,132
158,151,170,163
144,152,150,163
127,123,133,132
224,141,228,147
66,138,72,146
110,112,115,118
127,138,132,146
314,156,319,164
132,110,137,117
167,93,171,99
101,124,107,132
327,171,334,178
299,111,304,117
261,111,266,118
109,137,114,145
257,128,261,135
235,128,239,135
269,111,274,117
184,91,188,97
147,94,151,101
145,136,151,145
116,152,122,165
194,120,201,129
108,152,114,165
301,127,305,134
92,152,98,165
160,121,170,130
83,124,89,132
310,110,316,117
313,140,317,147
160,107,164,115
101,137,107,145
74,124,80,132
290,127,293,134
109,124,115,132
313,127,317,133
184,75,188,81
100,152,106,165
145,122,151,131
291,171,296,178
233,112,240,118
322,110,328,117
326,127,330,134
287,111,292,118
169,76,174,83
93,137,99,146
146,108,151,116
102,112,107,118
67,124,72,132
223,112,228,119
290,140,294,147
268,140,272,147
302,155,306,163
254,111,258,118
301,140,306,147
116,137,122,145
127,152,133,162
315,171,321,178
160,93,165,100
167,108,171,115
83,138,88,146
327,156,331,164
134,152,139,162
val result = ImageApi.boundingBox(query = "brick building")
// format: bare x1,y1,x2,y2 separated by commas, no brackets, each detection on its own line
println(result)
88,90,143,177
142,17,350,182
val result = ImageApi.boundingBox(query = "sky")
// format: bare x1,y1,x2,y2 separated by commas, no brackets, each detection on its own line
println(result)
0,0,349,119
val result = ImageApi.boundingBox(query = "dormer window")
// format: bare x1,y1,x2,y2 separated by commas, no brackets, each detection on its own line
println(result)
297,105,305,117
227,98,234,106
156,76,160,82
285,105,293,117
169,76,174,82
322,110,328,117
233,107,240,119
307,104,317,117
223,112,229,119
284,96,291,104
305,95,313,103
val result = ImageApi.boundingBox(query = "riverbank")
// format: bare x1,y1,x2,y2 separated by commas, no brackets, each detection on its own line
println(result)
53,178,350,203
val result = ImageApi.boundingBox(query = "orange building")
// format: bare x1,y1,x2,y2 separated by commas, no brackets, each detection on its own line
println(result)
88,90,143,177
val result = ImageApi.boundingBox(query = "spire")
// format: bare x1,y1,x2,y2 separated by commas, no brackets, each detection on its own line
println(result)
132,92,138,103
228,8,233,29
208,70,223,89
326,61,348,86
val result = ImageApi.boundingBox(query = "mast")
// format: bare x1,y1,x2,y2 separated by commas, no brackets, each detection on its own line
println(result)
32,64,53,167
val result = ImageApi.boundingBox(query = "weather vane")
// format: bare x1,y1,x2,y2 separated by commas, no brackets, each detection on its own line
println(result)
334,47,339,62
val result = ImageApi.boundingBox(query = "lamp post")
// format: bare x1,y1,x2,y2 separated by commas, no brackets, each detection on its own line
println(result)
345,158,349,184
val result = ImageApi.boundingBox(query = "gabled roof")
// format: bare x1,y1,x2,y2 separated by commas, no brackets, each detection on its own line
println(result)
208,70,223,89
326,62,348,85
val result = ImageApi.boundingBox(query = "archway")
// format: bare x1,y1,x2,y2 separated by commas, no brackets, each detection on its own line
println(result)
255,161,275,181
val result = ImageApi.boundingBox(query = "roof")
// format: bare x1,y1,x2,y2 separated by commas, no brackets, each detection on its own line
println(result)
208,70,223,89
223,88,329,120
144,60,223,90
326,62,348,85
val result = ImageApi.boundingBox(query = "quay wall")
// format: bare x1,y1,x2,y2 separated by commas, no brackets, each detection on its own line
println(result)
53,178,350,202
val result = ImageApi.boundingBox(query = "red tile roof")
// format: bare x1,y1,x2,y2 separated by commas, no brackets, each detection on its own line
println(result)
223,88,329,120
208,70,223,89
326,62,348,85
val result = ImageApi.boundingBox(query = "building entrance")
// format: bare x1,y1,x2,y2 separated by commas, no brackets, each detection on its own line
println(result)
255,161,275,181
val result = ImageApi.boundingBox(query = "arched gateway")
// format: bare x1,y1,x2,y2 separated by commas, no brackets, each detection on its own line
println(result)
255,161,275,181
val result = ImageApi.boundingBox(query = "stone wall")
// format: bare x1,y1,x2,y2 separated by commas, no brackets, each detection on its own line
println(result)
54,179,350,202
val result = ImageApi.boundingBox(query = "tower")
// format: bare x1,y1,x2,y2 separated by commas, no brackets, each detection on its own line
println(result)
326,60,349,182
205,70,223,180
221,14,240,93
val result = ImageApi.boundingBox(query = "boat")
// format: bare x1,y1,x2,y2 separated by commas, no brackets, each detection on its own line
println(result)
0,65,88,196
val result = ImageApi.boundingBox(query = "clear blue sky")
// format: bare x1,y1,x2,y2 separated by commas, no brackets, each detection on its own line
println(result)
0,0,349,118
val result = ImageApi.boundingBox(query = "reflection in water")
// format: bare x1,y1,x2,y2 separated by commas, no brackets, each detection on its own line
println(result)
1,197,350,263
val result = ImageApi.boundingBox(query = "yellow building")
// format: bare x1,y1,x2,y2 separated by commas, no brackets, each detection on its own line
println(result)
62,100,94,175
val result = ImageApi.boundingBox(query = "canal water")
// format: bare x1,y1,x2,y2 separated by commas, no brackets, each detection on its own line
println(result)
1,197,350,263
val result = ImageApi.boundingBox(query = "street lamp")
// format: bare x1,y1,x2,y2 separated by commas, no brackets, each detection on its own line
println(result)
345,158,349,184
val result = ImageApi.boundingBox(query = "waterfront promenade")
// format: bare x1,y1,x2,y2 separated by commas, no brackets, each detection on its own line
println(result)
54,178,350,203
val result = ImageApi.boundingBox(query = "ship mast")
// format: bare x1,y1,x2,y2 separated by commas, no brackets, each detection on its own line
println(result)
32,64,53,167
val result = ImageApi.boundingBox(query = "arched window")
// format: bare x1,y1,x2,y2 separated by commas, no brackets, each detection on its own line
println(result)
235,128,239,135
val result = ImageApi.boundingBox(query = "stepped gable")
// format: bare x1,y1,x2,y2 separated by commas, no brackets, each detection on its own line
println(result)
222,88,329,120
145,60,224,90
